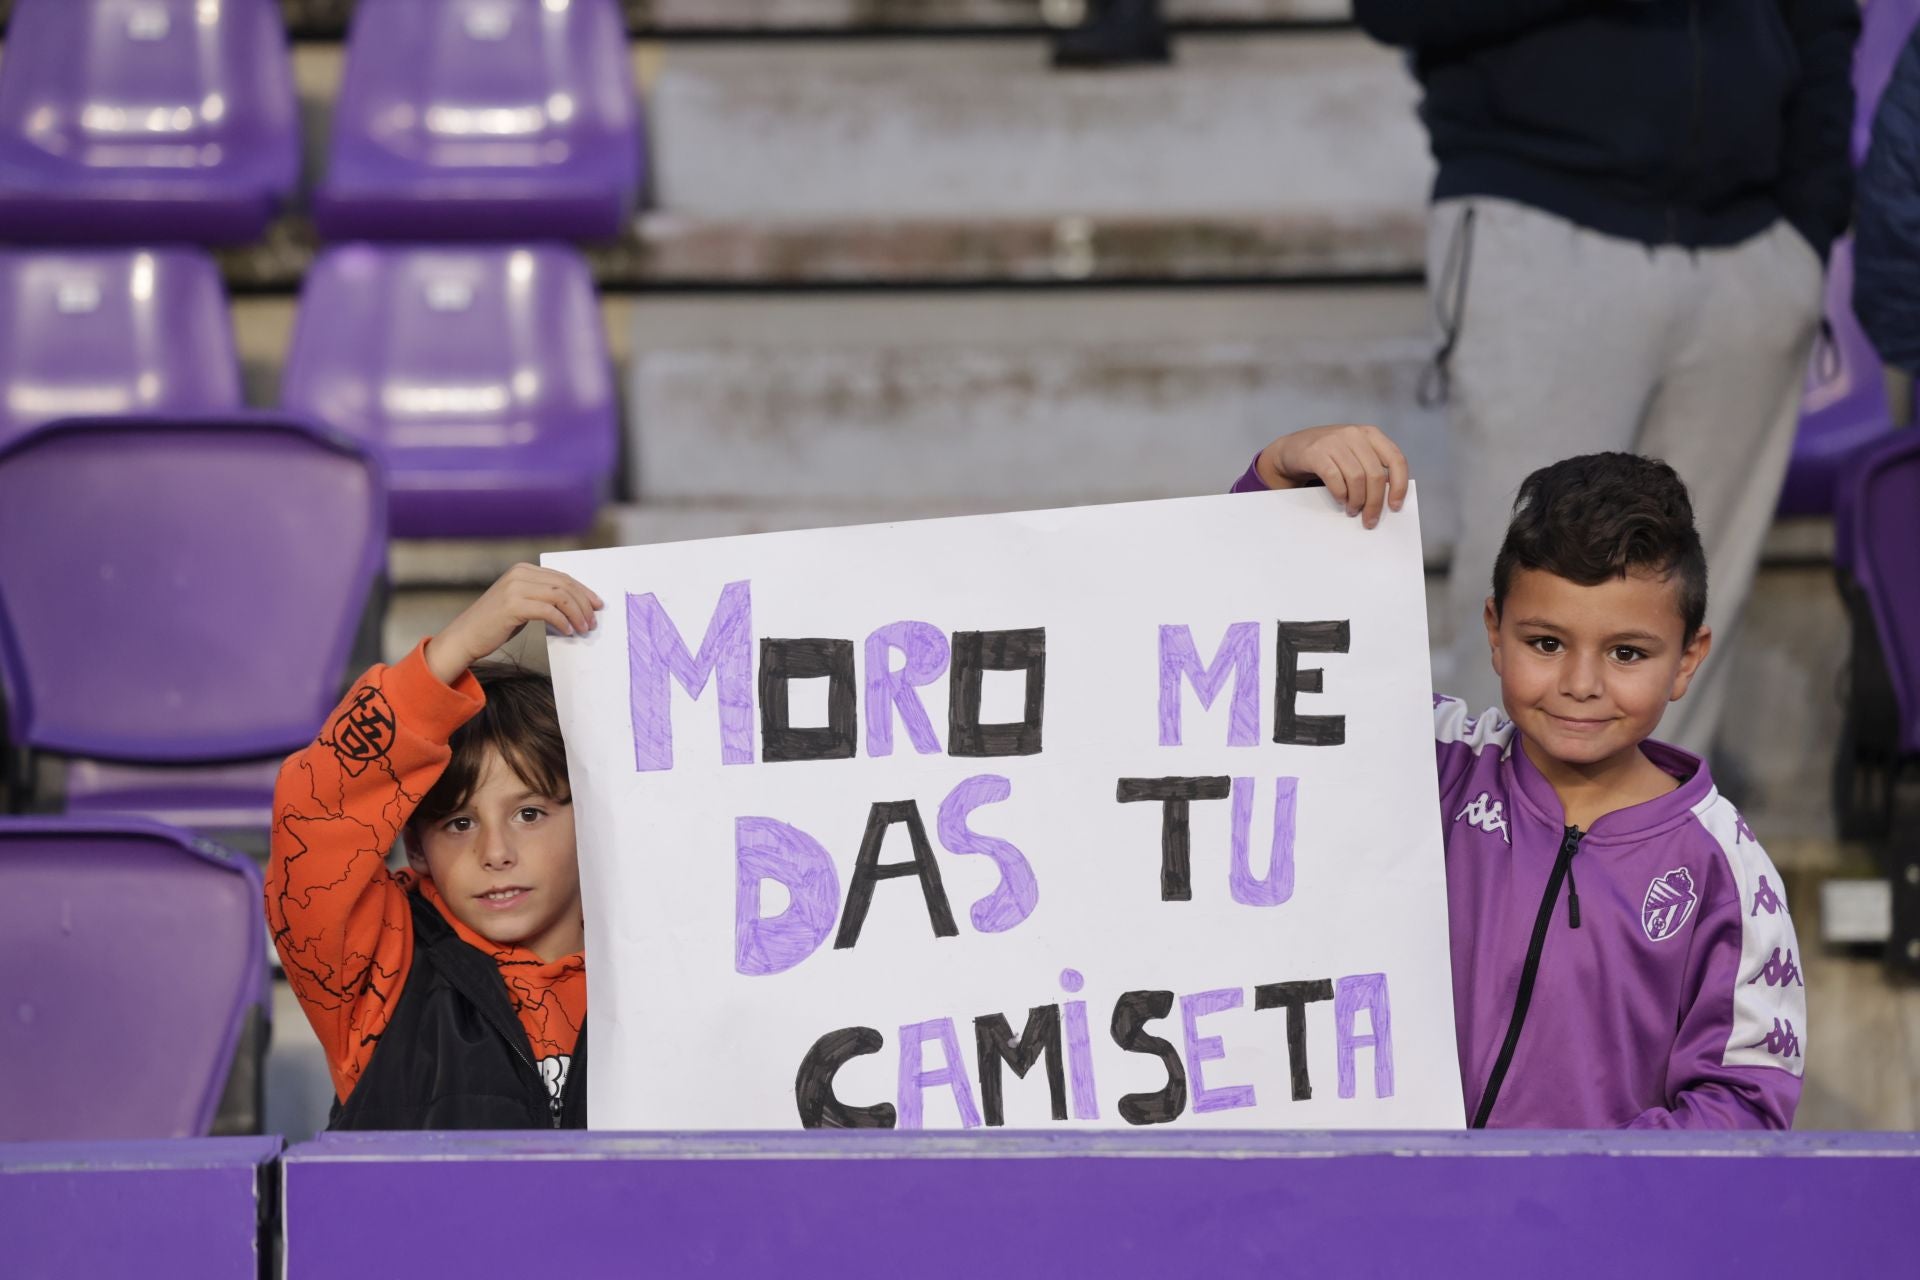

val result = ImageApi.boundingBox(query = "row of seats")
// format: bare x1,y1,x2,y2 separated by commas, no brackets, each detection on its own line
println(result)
0,0,642,244
0,244,618,536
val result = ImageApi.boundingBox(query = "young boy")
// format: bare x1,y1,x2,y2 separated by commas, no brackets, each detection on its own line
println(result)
267,563,603,1129
1237,424,1807,1128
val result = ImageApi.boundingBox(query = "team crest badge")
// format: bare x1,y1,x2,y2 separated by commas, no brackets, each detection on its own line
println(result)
1641,868,1697,942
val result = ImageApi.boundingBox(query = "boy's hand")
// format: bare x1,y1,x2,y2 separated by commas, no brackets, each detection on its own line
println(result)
426,564,604,687
1255,424,1409,528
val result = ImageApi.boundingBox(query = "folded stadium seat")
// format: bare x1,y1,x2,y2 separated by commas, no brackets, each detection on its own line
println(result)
279,243,617,536
0,816,269,1139
0,248,241,450
314,0,642,241
1832,430,1920,846
0,0,299,244
1776,238,1895,517
1832,431,1920,971
0,414,385,844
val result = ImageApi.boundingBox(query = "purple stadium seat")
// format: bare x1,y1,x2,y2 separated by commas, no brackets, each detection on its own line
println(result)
0,248,241,450
1842,429,1920,758
0,816,267,1140
0,0,299,244
314,0,642,241
279,243,616,537
0,415,385,835
1778,238,1895,517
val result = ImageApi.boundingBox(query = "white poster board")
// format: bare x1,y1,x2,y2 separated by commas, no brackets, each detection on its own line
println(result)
546,487,1461,1131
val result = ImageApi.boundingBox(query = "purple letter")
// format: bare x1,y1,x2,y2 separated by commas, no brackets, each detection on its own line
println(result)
897,1017,982,1129
1181,987,1257,1114
1335,972,1395,1100
1061,968,1100,1120
627,580,754,771
734,817,841,977
1159,622,1260,748
1230,777,1298,907
865,621,950,757
936,774,1039,933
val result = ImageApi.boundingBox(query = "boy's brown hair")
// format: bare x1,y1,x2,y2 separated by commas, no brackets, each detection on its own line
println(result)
1491,452,1710,640
408,664,570,837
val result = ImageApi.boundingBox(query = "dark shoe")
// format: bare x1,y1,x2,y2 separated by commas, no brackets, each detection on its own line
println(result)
1051,0,1171,68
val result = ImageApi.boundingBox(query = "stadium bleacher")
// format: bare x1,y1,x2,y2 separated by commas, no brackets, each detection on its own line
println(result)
0,0,1913,1160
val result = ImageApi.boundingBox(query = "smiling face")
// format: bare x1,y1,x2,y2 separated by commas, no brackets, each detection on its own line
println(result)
408,746,583,962
1485,567,1711,780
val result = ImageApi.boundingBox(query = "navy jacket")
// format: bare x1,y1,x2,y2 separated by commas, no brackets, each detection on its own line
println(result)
329,892,589,1131
1856,29,1920,371
1355,0,1859,259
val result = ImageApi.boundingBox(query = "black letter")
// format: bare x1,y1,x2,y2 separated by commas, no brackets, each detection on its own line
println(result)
975,1005,1067,1126
1115,776,1231,901
1274,620,1350,746
949,628,1046,757
795,1026,897,1129
1110,990,1187,1125
760,637,857,762
1253,979,1334,1101
834,800,959,948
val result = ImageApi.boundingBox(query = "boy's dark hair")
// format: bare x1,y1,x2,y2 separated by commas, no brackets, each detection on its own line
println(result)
1491,453,1708,640
409,664,570,835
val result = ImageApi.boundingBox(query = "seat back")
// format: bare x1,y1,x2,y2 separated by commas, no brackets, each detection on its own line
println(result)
318,0,640,239
1840,429,1920,756
281,243,615,536
0,816,265,1139
0,249,241,449
0,0,299,240
1781,240,1896,517
0,415,384,764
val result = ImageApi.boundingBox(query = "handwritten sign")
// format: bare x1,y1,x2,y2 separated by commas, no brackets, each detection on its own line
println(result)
545,488,1461,1130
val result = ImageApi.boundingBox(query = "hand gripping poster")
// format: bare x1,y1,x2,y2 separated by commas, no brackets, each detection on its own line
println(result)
545,486,1461,1130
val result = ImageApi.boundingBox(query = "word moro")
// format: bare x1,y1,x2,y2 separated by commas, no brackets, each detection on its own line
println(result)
628,580,1356,768
794,969,1395,1129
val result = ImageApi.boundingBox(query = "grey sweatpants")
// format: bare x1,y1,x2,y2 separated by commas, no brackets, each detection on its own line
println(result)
1431,197,1825,757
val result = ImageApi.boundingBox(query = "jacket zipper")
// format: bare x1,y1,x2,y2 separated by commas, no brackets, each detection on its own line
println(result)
1470,825,1584,1128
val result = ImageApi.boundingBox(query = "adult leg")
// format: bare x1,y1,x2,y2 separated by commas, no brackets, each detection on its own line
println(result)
1435,198,1665,714
1636,221,1825,756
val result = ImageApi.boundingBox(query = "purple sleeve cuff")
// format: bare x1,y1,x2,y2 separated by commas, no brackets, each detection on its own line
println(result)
1229,453,1270,494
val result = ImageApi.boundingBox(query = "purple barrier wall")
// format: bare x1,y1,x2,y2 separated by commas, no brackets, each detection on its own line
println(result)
0,1136,280,1280
282,1130,1919,1278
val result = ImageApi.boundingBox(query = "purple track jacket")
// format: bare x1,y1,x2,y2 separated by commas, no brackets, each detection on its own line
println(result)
1233,462,1806,1127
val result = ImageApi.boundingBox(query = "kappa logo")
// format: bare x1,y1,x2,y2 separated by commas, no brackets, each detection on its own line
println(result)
1454,791,1510,844
1748,948,1804,989
1749,874,1784,918
1641,868,1698,942
1754,1017,1802,1060
329,686,396,777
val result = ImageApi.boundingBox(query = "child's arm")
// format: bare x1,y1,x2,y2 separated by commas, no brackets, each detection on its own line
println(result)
1231,425,1410,529
1625,871,1807,1130
266,564,602,1101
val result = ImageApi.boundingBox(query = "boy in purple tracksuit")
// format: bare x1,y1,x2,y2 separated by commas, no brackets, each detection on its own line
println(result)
1236,424,1805,1128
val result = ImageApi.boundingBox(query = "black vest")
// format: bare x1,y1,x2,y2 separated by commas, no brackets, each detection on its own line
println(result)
329,891,588,1130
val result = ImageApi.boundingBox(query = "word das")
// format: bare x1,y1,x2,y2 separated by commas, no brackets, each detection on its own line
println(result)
794,969,1394,1129
628,581,1046,771
736,774,1037,976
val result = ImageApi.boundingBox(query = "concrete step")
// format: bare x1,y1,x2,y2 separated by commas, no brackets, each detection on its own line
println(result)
621,282,1450,525
648,32,1427,220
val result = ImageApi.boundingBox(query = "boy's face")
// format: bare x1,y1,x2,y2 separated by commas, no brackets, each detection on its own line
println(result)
1483,567,1711,771
409,747,583,962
